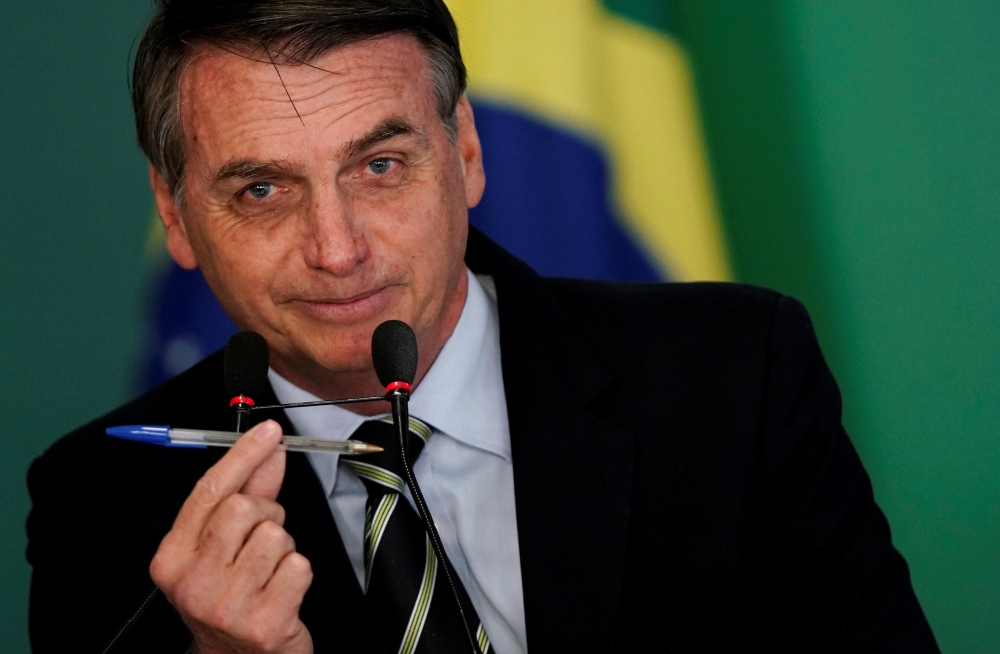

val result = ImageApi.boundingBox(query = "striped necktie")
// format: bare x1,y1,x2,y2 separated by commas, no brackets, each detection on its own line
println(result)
344,417,492,654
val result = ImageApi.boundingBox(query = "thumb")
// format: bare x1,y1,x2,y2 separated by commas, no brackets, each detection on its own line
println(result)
240,420,287,500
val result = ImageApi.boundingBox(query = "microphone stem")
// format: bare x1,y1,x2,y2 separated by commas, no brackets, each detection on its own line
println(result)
232,403,252,432
99,587,161,654
388,390,482,654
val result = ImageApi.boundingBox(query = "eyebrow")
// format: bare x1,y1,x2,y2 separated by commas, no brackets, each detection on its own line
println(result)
338,117,420,160
214,159,299,184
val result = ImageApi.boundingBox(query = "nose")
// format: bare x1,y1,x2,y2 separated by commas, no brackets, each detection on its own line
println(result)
302,182,370,275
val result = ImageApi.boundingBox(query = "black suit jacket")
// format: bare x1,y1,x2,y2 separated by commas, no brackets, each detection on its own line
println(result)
27,228,938,652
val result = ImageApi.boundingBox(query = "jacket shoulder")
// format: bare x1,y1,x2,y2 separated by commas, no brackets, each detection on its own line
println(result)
546,277,783,309
541,279,820,413
545,278,788,348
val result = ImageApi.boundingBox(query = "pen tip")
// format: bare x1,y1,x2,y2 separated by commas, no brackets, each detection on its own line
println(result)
348,441,384,454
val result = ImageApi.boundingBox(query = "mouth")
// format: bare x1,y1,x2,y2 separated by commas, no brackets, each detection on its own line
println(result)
291,285,395,322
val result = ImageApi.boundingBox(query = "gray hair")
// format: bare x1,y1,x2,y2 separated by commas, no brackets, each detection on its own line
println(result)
131,0,467,201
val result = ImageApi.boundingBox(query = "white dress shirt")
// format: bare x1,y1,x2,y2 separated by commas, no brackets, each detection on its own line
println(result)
269,268,528,654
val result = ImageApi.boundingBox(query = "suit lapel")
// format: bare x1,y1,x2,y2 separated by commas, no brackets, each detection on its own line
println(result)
467,229,636,652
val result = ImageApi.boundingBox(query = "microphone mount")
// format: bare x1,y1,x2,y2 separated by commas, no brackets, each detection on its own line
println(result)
247,380,413,413
248,394,389,411
230,395,255,433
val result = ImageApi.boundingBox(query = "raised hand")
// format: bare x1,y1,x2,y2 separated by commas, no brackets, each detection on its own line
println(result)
150,420,314,654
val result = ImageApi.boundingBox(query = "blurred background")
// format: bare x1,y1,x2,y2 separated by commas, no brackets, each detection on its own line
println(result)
1,0,998,650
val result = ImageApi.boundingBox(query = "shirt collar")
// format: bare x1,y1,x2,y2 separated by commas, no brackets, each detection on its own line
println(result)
408,269,510,461
268,268,511,496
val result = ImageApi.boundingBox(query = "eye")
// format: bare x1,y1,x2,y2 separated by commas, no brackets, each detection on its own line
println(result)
368,158,393,175
245,181,276,200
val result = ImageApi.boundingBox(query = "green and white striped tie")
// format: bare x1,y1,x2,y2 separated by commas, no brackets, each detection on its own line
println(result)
345,417,492,654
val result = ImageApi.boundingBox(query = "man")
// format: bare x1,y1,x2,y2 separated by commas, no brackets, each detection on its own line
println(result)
26,0,939,652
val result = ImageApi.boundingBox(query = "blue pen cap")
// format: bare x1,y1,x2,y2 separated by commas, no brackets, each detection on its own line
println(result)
106,425,205,448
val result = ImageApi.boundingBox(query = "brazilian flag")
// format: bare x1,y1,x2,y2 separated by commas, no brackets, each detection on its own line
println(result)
137,0,729,388
456,0,728,282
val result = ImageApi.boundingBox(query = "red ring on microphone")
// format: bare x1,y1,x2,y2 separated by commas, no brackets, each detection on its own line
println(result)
385,381,411,394
229,395,256,407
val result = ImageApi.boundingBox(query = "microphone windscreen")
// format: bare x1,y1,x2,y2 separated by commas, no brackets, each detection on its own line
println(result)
224,331,270,399
371,320,418,387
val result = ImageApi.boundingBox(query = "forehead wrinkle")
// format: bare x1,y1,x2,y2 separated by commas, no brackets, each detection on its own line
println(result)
266,37,417,96
283,64,414,120
184,36,426,125
220,61,416,130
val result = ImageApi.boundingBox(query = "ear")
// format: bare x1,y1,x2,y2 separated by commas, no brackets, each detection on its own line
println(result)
149,165,198,270
454,95,485,209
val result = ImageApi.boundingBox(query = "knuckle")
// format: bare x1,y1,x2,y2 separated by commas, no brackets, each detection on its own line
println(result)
256,521,295,553
224,493,255,518
149,555,169,586
272,502,286,526
287,552,312,578
193,472,223,505
150,543,181,587
256,518,281,536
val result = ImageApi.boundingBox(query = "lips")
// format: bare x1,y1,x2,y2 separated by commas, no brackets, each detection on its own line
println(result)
305,287,384,305
290,285,394,322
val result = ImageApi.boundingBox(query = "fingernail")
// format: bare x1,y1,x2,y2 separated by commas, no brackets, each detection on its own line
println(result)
253,420,281,443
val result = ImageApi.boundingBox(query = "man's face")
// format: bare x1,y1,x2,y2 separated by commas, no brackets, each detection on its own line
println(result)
152,35,484,396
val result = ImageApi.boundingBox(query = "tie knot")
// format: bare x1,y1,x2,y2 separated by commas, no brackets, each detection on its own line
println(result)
345,417,432,494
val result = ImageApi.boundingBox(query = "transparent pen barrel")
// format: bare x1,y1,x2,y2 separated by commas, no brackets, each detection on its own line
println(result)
168,429,372,454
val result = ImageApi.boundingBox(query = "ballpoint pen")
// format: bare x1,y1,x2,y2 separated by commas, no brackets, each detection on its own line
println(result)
106,425,383,455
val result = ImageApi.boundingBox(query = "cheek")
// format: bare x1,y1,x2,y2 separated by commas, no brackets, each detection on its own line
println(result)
392,174,468,315
380,180,463,269
189,209,298,322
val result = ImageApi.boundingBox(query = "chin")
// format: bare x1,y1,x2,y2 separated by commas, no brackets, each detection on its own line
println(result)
300,330,376,372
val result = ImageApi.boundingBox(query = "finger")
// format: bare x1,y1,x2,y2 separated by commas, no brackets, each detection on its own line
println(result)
260,551,313,613
171,420,283,543
231,520,296,592
199,494,286,566
241,445,286,500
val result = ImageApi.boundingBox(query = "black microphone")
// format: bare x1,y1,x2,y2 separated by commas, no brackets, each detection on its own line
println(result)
224,331,269,433
371,319,418,390
370,320,482,654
